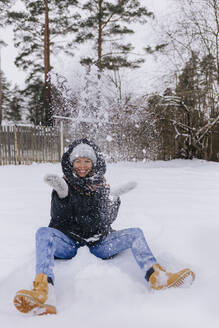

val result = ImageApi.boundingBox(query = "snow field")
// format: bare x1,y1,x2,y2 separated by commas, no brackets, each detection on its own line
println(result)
0,159,218,327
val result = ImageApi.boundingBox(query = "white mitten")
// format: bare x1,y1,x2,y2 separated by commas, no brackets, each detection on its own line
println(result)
44,174,68,199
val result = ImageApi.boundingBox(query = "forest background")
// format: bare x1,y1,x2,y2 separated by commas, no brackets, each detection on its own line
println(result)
1,0,219,162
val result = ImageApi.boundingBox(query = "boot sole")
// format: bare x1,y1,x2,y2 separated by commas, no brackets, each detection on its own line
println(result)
14,293,57,315
168,269,195,288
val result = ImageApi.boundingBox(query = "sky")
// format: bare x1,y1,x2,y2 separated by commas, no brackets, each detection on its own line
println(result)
0,0,176,93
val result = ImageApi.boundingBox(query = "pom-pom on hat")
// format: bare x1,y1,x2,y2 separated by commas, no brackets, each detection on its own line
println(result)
70,143,97,165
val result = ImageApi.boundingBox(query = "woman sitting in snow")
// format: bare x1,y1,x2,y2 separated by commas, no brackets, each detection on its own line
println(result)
14,138,195,315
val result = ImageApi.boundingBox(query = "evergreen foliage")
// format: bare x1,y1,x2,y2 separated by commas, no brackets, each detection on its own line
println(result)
147,52,219,160
74,0,154,73
7,0,79,125
22,77,46,125
7,0,79,76
176,52,219,119
4,85,23,122
0,72,22,123
2,0,219,161
1,72,11,120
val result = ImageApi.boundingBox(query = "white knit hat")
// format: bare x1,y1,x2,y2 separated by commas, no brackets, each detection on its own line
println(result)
70,143,97,165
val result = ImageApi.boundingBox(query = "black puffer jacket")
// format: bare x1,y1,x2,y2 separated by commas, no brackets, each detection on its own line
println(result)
48,138,120,245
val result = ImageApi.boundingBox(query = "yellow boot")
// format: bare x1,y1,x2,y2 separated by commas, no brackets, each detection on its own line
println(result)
149,264,195,290
14,273,56,315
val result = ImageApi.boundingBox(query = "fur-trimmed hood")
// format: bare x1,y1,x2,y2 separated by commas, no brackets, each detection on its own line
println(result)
61,138,106,189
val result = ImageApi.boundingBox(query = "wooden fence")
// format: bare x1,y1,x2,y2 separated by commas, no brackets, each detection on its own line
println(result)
0,125,62,165
1,122,219,166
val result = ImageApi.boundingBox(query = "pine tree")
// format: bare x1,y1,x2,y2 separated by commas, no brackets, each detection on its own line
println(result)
1,73,22,122
7,0,79,125
23,77,46,125
0,0,14,124
8,0,79,74
159,53,219,159
0,41,7,125
4,85,23,122
0,71,12,123
175,52,218,120
75,0,154,77
175,52,201,112
199,54,218,117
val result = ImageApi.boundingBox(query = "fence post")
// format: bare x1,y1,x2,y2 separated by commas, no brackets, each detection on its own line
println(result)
14,125,18,165
60,120,64,158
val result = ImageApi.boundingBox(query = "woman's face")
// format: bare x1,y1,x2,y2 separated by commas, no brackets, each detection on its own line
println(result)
73,157,93,177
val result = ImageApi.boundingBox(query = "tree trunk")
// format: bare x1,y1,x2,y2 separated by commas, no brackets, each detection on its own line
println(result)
44,0,52,125
0,49,2,125
0,66,2,125
211,0,219,85
97,0,103,80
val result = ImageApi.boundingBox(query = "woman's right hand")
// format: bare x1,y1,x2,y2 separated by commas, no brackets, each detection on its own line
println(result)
44,174,68,199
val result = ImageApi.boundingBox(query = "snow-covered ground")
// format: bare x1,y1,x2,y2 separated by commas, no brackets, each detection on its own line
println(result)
0,159,218,327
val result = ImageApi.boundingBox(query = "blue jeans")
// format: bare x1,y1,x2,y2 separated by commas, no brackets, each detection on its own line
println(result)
36,227,157,282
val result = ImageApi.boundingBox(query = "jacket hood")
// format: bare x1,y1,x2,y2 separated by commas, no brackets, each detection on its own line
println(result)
61,138,106,187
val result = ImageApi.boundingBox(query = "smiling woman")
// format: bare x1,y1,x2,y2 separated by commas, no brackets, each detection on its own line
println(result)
13,138,195,316
70,142,97,177
73,158,93,178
